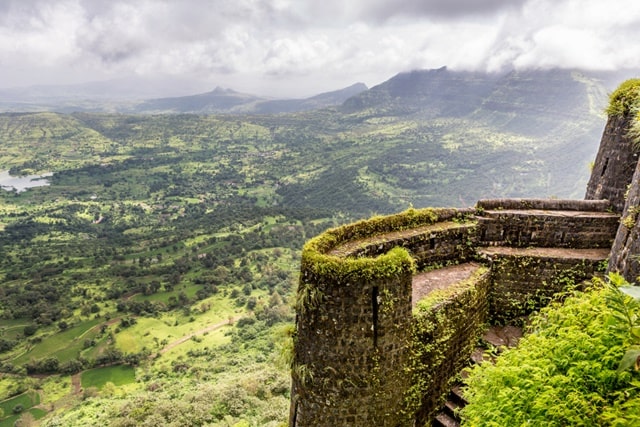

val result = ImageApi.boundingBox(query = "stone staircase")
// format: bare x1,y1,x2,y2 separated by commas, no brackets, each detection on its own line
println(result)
418,199,619,426
432,325,523,427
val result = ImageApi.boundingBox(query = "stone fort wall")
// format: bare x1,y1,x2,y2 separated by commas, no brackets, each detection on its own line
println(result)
290,200,617,426
290,79,640,426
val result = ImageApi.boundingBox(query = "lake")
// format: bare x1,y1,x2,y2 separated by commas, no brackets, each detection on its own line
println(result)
0,170,53,193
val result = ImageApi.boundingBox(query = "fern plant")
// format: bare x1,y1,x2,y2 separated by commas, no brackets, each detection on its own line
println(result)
462,274,640,426
605,273,640,373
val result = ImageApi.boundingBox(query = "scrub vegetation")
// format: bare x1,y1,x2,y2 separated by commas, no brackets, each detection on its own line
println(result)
462,274,640,426
0,69,611,425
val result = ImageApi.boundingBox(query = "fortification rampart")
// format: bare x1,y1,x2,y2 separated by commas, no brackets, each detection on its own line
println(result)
477,198,618,248
290,201,615,426
290,208,473,427
291,79,640,427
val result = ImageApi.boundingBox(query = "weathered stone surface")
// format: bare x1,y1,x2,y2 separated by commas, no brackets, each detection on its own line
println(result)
478,246,609,322
585,114,638,213
292,243,415,426
291,201,617,427
608,159,640,282
330,221,477,270
477,209,618,248
477,198,612,212
410,267,491,426
412,263,481,307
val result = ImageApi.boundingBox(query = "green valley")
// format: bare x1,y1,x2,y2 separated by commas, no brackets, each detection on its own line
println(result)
0,68,614,425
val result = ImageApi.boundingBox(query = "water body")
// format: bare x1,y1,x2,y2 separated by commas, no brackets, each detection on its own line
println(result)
0,170,52,193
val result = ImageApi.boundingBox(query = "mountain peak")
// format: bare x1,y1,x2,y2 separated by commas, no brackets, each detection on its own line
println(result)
211,86,235,95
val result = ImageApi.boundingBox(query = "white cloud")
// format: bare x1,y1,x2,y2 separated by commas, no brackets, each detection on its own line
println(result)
0,1,82,65
0,0,639,96
513,26,609,70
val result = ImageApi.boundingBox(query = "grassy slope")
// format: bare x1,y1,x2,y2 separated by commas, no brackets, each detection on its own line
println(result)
0,71,611,425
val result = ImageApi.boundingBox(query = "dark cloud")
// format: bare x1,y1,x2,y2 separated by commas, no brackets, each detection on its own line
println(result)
297,0,529,24
367,0,528,21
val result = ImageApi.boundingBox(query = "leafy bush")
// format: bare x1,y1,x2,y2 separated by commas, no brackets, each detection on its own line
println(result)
462,275,640,426
606,79,640,116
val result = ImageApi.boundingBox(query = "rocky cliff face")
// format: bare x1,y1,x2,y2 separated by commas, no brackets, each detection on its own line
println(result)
585,113,638,213
586,79,640,282
608,157,640,282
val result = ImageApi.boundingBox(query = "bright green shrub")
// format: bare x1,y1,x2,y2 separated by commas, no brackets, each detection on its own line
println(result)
462,277,640,426
606,79,640,117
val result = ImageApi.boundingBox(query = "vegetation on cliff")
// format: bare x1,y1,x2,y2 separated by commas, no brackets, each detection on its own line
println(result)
0,69,617,425
462,275,640,426
606,79,640,117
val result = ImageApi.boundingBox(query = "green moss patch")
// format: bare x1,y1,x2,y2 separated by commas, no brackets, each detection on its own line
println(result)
299,207,473,289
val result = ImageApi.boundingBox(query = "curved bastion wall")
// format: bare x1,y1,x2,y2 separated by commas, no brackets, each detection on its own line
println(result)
289,208,476,427
289,200,616,426
290,79,640,426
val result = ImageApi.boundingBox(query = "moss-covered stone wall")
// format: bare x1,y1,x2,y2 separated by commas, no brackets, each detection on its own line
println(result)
481,248,606,323
477,199,618,248
292,270,413,427
291,201,617,427
291,208,468,427
407,267,491,425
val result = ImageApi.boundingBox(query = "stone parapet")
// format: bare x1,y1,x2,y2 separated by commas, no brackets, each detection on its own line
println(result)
477,198,613,212
477,208,619,248
291,202,618,427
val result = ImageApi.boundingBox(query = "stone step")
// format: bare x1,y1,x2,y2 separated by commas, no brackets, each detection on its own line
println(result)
450,385,467,406
470,347,494,365
433,323,523,426
476,209,618,248
443,398,462,419
433,411,460,427
412,262,484,308
482,325,523,349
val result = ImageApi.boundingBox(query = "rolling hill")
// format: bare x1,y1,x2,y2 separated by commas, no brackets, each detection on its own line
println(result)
0,66,635,426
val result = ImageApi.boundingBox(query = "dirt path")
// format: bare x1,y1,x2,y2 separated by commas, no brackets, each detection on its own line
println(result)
157,316,241,355
71,372,81,395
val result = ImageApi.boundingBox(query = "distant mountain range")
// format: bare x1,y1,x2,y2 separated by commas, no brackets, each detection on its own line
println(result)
342,66,634,120
0,80,369,114
134,82,368,114
0,66,636,115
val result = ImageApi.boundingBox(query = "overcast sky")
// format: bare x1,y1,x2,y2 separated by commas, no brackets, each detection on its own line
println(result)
1,0,640,98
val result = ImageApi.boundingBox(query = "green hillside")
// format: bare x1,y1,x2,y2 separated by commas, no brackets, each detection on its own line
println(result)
0,68,612,426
